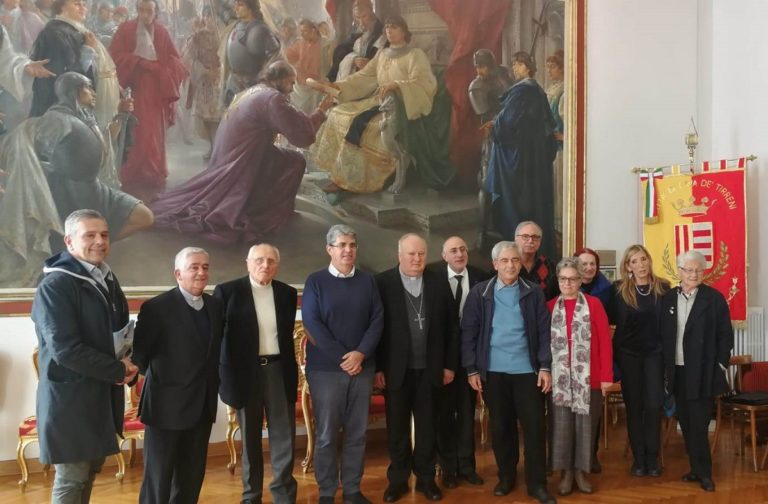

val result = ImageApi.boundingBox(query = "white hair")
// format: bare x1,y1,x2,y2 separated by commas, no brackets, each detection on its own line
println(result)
676,250,706,269
174,247,209,270
491,241,520,261
64,209,106,237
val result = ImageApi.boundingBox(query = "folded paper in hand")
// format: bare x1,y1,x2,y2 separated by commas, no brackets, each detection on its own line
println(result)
306,78,340,98
113,320,135,359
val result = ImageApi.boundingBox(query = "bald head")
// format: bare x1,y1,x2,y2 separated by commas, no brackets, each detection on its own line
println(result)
442,236,469,273
398,233,427,277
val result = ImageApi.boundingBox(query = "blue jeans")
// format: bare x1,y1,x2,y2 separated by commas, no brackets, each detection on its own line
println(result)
51,457,105,504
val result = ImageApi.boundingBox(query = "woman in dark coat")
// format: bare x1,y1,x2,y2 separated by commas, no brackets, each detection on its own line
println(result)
660,250,733,492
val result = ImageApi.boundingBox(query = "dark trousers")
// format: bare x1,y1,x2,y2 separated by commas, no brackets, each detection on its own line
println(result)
139,418,213,504
384,368,439,486
484,372,547,492
674,366,714,479
617,351,663,468
238,362,297,504
436,367,477,476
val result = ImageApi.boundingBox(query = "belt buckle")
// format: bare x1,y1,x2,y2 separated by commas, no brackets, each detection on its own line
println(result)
259,356,269,366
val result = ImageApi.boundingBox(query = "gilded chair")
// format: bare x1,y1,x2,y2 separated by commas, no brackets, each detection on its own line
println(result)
16,349,50,491
297,324,388,474
225,321,308,474
115,375,146,481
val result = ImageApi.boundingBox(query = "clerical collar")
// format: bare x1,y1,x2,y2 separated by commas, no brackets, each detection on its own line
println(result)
179,286,204,311
383,44,411,59
329,263,356,278
399,269,423,297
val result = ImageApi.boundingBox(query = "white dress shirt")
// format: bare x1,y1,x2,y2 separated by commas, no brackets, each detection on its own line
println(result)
250,278,280,355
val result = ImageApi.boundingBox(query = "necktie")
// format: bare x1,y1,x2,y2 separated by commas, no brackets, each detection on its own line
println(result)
454,274,463,314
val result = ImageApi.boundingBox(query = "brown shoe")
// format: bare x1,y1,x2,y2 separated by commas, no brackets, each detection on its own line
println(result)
574,469,593,494
557,469,574,496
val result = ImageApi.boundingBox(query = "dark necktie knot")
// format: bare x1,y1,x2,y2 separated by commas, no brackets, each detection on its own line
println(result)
454,275,464,303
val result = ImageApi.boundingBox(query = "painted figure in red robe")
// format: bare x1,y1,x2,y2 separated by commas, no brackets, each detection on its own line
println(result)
109,0,187,201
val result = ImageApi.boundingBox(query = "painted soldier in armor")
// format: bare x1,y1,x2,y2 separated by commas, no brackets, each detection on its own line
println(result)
469,49,512,250
33,72,153,239
221,0,279,107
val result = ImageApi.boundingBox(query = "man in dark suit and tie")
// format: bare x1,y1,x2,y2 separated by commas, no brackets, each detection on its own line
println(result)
429,236,490,488
214,244,299,504
133,247,224,504
375,233,459,502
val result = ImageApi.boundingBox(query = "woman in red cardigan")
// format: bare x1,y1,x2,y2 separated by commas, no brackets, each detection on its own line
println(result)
547,257,613,496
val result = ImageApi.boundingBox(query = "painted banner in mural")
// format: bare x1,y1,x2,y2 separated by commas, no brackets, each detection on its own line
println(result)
641,163,747,323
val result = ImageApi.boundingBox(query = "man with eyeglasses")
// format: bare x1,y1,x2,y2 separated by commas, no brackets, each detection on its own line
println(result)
515,221,559,300
429,236,490,489
660,250,733,492
302,224,384,504
461,241,556,504
214,243,299,504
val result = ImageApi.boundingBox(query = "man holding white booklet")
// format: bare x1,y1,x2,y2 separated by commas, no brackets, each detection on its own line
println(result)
32,209,138,504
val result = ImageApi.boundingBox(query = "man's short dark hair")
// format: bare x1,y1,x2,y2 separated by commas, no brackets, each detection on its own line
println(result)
235,0,264,21
384,15,412,43
512,51,537,77
262,60,295,85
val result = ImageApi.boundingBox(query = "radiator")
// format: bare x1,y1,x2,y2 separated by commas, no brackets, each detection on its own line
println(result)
734,307,766,361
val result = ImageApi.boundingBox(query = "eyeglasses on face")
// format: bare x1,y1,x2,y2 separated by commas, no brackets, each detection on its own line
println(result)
678,267,704,276
329,243,358,250
558,276,581,284
516,234,542,242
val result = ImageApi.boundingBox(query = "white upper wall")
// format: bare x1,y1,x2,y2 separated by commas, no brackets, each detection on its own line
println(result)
585,0,699,254
709,0,768,307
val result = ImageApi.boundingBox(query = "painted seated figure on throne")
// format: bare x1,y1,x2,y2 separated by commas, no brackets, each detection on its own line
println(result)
310,15,455,195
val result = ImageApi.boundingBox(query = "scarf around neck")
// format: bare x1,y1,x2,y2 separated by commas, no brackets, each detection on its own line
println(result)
550,292,592,415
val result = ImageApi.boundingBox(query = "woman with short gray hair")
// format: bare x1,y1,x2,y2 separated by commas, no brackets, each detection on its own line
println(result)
547,257,613,496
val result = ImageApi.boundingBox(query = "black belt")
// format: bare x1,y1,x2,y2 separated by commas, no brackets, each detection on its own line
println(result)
258,355,281,365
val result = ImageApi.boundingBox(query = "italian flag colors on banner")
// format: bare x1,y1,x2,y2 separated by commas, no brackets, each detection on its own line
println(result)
641,164,747,324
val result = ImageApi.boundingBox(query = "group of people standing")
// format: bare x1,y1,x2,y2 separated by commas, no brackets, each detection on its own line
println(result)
31,207,735,504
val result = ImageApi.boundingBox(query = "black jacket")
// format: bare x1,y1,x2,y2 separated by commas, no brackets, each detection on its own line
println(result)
660,284,733,400
133,287,224,430
214,276,298,409
375,267,459,390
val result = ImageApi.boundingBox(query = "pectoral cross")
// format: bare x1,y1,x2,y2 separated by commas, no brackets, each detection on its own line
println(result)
414,313,425,330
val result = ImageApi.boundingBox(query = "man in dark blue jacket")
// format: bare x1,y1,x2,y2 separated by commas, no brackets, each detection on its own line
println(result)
32,208,137,503
461,240,556,504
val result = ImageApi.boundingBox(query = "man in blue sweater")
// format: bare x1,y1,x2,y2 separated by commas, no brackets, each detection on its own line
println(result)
301,224,384,504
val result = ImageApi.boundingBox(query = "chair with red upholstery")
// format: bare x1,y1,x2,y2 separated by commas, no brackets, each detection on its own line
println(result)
17,349,50,490
115,375,146,481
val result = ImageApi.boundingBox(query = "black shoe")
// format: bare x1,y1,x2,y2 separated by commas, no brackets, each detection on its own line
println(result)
493,478,514,496
383,483,408,503
441,472,458,489
415,479,442,501
343,492,372,504
681,472,700,483
630,461,646,477
459,471,484,486
318,497,334,504
700,478,715,492
528,486,557,504
646,465,662,477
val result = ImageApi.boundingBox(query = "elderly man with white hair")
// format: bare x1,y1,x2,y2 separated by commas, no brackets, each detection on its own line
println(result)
660,250,733,493
132,246,224,503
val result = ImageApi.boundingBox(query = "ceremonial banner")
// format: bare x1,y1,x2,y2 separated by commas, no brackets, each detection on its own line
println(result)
642,165,747,324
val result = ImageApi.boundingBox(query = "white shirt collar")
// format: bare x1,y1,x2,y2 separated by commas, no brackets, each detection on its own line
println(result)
328,263,356,278
447,264,467,279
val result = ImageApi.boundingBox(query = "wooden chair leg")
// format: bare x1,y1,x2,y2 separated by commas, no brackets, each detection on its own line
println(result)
225,415,238,475
603,396,609,449
761,440,768,470
114,446,126,482
128,439,137,467
750,411,758,472
301,385,314,474
16,438,30,491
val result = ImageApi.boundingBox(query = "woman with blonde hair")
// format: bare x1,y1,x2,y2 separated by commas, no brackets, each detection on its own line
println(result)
609,244,669,477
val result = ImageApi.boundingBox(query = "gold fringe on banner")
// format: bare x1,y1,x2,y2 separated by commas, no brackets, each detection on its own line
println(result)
644,216,659,225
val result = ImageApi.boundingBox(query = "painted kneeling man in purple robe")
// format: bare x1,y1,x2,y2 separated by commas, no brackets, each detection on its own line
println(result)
151,60,333,245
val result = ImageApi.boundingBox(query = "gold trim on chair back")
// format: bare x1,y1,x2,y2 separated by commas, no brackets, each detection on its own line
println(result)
293,323,315,473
